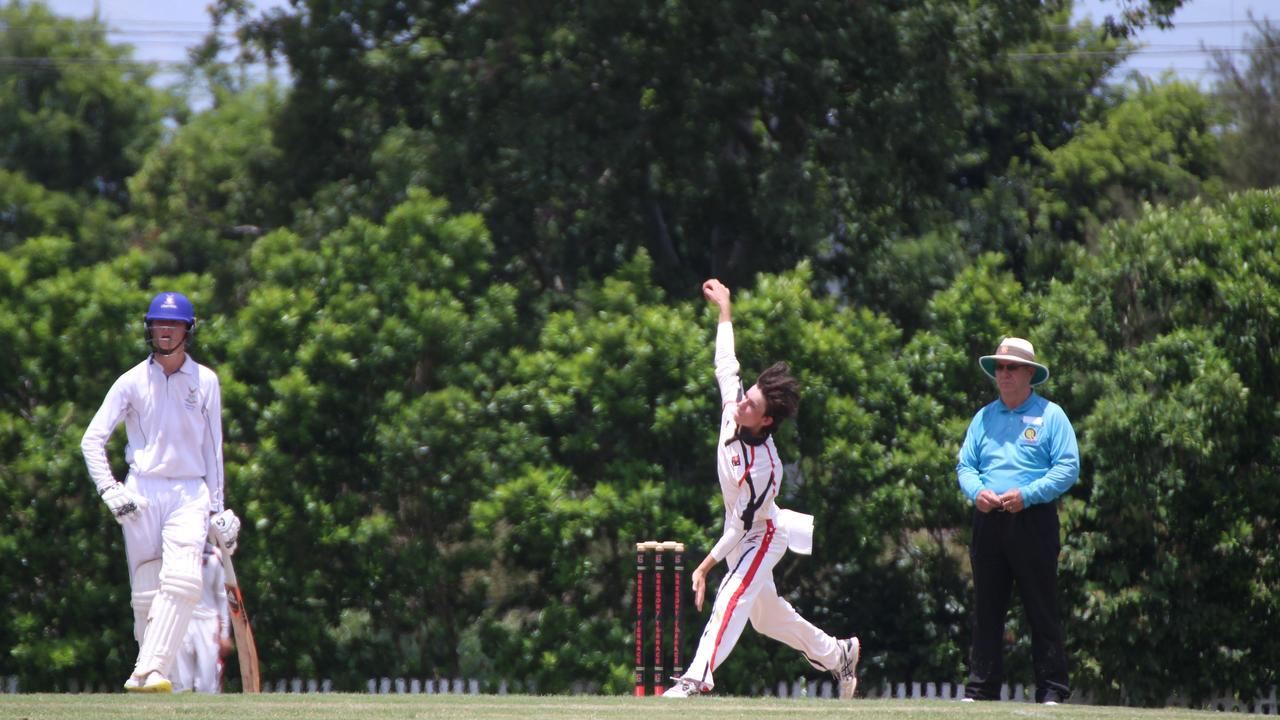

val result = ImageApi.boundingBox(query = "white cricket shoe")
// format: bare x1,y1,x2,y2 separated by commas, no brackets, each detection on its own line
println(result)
123,671,172,693
832,636,860,699
663,677,706,698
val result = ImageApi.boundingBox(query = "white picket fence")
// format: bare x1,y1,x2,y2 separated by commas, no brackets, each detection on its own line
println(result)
2,674,1276,712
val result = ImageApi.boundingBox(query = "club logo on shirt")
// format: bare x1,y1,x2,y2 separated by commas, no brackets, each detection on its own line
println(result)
731,454,741,467
1022,427,1038,443
185,386,199,411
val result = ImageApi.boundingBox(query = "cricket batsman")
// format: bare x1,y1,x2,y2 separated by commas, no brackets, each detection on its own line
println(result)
81,291,241,692
664,279,861,699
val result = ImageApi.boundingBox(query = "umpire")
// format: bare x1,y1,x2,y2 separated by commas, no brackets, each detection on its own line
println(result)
956,337,1078,705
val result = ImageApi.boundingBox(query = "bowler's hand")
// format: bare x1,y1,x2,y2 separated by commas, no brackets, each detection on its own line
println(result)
703,279,732,323
999,489,1024,513
975,489,1002,513
702,279,731,309
692,565,708,612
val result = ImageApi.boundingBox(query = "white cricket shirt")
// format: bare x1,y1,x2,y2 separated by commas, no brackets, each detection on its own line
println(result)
81,354,225,513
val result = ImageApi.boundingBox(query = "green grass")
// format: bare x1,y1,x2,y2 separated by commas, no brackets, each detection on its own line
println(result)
0,694,1229,720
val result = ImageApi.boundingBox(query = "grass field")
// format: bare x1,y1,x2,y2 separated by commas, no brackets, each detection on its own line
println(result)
0,694,1230,720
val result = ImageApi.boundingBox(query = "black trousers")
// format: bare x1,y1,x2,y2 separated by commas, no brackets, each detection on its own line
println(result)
964,502,1070,703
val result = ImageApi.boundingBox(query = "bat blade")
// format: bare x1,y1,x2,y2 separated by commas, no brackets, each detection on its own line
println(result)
225,581,261,693
211,532,261,693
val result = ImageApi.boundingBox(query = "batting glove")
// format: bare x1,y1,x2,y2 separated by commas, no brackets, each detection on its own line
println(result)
211,509,241,555
100,482,149,524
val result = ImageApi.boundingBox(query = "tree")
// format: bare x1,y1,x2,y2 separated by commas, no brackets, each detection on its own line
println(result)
0,168,78,252
465,259,981,692
1038,190,1280,704
13,0,1280,700
0,243,181,690
974,78,1225,286
1084,0,1189,38
0,1,171,200
231,0,1139,304
213,189,527,686
124,84,287,304
1032,78,1224,245
1212,16,1280,190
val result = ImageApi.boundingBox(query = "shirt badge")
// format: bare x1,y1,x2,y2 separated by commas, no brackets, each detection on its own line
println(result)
1022,427,1038,442
731,454,741,467
185,386,199,411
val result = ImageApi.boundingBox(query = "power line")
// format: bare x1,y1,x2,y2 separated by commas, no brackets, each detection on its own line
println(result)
0,54,275,71
3,11,1275,69
1010,45,1279,60
15,10,1278,36
0,55,175,67
1055,17,1278,31
2,24,236,38
1127,66,1218,73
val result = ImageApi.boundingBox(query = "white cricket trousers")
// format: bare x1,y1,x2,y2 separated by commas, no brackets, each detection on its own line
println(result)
122,474,210,677
175,611,223,693
680,520,841,690
122,475,210,576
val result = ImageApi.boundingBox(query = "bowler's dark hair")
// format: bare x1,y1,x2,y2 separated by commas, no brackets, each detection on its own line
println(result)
757,361,800,434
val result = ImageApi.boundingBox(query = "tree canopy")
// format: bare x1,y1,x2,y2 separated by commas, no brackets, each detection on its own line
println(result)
2,0,1276,706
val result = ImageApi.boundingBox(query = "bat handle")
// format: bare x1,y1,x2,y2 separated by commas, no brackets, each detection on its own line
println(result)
208,527,239,586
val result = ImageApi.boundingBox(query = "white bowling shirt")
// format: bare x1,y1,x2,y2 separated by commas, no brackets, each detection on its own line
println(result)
709,322,781,562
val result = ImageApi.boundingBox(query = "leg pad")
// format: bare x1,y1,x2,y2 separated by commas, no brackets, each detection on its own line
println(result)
130,559,162,645
133,548,202,678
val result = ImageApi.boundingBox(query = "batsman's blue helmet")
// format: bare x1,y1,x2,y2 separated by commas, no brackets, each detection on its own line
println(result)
145,292,195,325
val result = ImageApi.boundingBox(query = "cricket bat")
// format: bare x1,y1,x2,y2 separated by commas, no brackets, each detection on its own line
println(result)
211,530,262,693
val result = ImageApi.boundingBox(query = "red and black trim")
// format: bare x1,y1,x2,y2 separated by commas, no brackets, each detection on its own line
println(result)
706,520,776,673
729,439,776,531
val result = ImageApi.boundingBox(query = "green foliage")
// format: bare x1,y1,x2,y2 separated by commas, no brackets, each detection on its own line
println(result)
963,77,1227,292
1032,79,1224,247
0,1,170,199
0,169,77,252
235,0,1130,303
124,85,287,298
0,155,130,267
458,259,962,693
894,254,1043,684
0,245,180,688
4,0,1277,705
1212,18,1280,190
1043,191,1280,704
217,190,524,685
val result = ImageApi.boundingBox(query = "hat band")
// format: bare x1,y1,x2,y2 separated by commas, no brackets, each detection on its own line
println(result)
996,345,1036,364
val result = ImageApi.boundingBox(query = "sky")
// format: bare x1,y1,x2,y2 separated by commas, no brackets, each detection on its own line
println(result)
40,0,1280,89
1074,0,1280,86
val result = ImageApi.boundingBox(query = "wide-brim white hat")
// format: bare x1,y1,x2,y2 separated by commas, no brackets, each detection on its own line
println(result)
979,337,1050,386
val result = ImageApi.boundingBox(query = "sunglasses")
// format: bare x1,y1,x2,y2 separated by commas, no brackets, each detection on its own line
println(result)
994,362,1027,372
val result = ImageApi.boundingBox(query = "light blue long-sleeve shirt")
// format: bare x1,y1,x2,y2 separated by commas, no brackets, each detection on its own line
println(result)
956,392,1079,507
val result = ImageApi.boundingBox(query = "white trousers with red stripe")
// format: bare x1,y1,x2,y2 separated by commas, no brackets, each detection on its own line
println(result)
680,520,842,691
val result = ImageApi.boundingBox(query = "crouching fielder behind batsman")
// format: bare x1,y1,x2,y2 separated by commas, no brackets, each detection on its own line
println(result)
174,543,231,693
81,291,241,693
664,279,861,699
